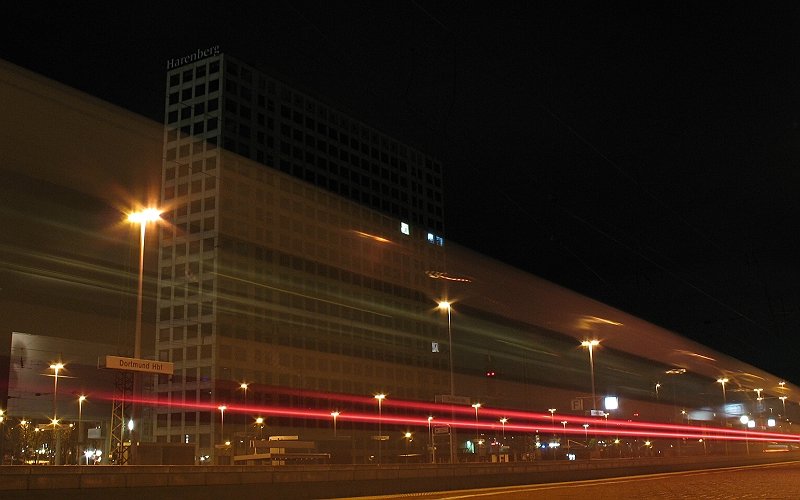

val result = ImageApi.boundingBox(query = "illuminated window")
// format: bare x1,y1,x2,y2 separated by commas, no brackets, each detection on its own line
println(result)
400,222,410,235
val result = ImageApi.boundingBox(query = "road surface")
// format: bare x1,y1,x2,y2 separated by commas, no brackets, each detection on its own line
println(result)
341,461,800,499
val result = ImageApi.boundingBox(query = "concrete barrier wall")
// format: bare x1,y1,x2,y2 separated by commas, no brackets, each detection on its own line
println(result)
3,454,799,500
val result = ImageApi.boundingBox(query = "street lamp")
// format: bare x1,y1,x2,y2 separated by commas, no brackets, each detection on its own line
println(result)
330,411,340,438
49,362,64,420
77,395,86,465
218,405,227,445
0,409,4,464
754,388,763,402
716,377,729,455
255,417,264,439
127,208,161,360
127,208,161,440
499,417,508,441
437,301,455,397
428,416,435,464
655,383,661,400
49,362,64,465
561,420,569,452
580,340,600,411
472,403,481,457
779,396,788,417
239,382,249,434
716,378,729,413
375,394,386,466
740,415,751,455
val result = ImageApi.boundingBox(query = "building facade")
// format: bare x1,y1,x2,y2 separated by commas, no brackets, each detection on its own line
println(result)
157,50,449,462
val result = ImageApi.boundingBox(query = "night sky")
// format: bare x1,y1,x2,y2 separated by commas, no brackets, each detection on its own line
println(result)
3,3,800,381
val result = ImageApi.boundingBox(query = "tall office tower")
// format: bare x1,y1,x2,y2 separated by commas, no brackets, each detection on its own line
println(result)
164,48,444,234
156,49,448,463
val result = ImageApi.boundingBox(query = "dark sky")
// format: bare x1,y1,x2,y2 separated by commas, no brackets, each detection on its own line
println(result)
3,3,800,381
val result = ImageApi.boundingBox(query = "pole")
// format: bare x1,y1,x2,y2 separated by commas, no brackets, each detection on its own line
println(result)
588,345,597,411
77,397,84,465
441,303,456,465
378,398,382,466
131,222,146,452
447,307,454,397
51,364,62,465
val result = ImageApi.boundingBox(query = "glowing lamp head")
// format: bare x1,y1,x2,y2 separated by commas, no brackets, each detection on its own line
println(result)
581,340,600,348
374,393,386,401
472,403,481,409
330,411,340,418
128,208,161,224
255,417,264,425
437,300,451,311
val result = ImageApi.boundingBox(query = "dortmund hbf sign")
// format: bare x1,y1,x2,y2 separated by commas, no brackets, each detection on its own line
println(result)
103,355,174,375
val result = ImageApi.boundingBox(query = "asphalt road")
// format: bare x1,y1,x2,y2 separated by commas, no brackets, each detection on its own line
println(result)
343,461,800,499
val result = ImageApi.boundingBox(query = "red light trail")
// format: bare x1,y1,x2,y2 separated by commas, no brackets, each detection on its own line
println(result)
84,388,800,444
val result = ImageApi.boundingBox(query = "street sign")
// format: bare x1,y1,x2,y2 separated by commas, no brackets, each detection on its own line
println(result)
571,399,583,411
590,409,606,416
103,355,174,375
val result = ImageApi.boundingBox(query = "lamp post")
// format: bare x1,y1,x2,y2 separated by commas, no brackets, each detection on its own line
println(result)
49,362,64,465
499,417,507,441
655,383,661,400
716,378,729,422
780,396,788,418
330,411,340,438
255,417,264,439
404,431,412,457
127,208,161,440
437,301,455,397
580,340,600,411
218,405,227,445
0,409,4,465
49,362,64,420
716,377,729,455
561,420,569,453
77,395,86,465
740,415,750,455
472,403,481,459
375,394,385,466
753,389,764,412
438,301,458,465
716,378,728,408
240,382,249,435
428,416,435,464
